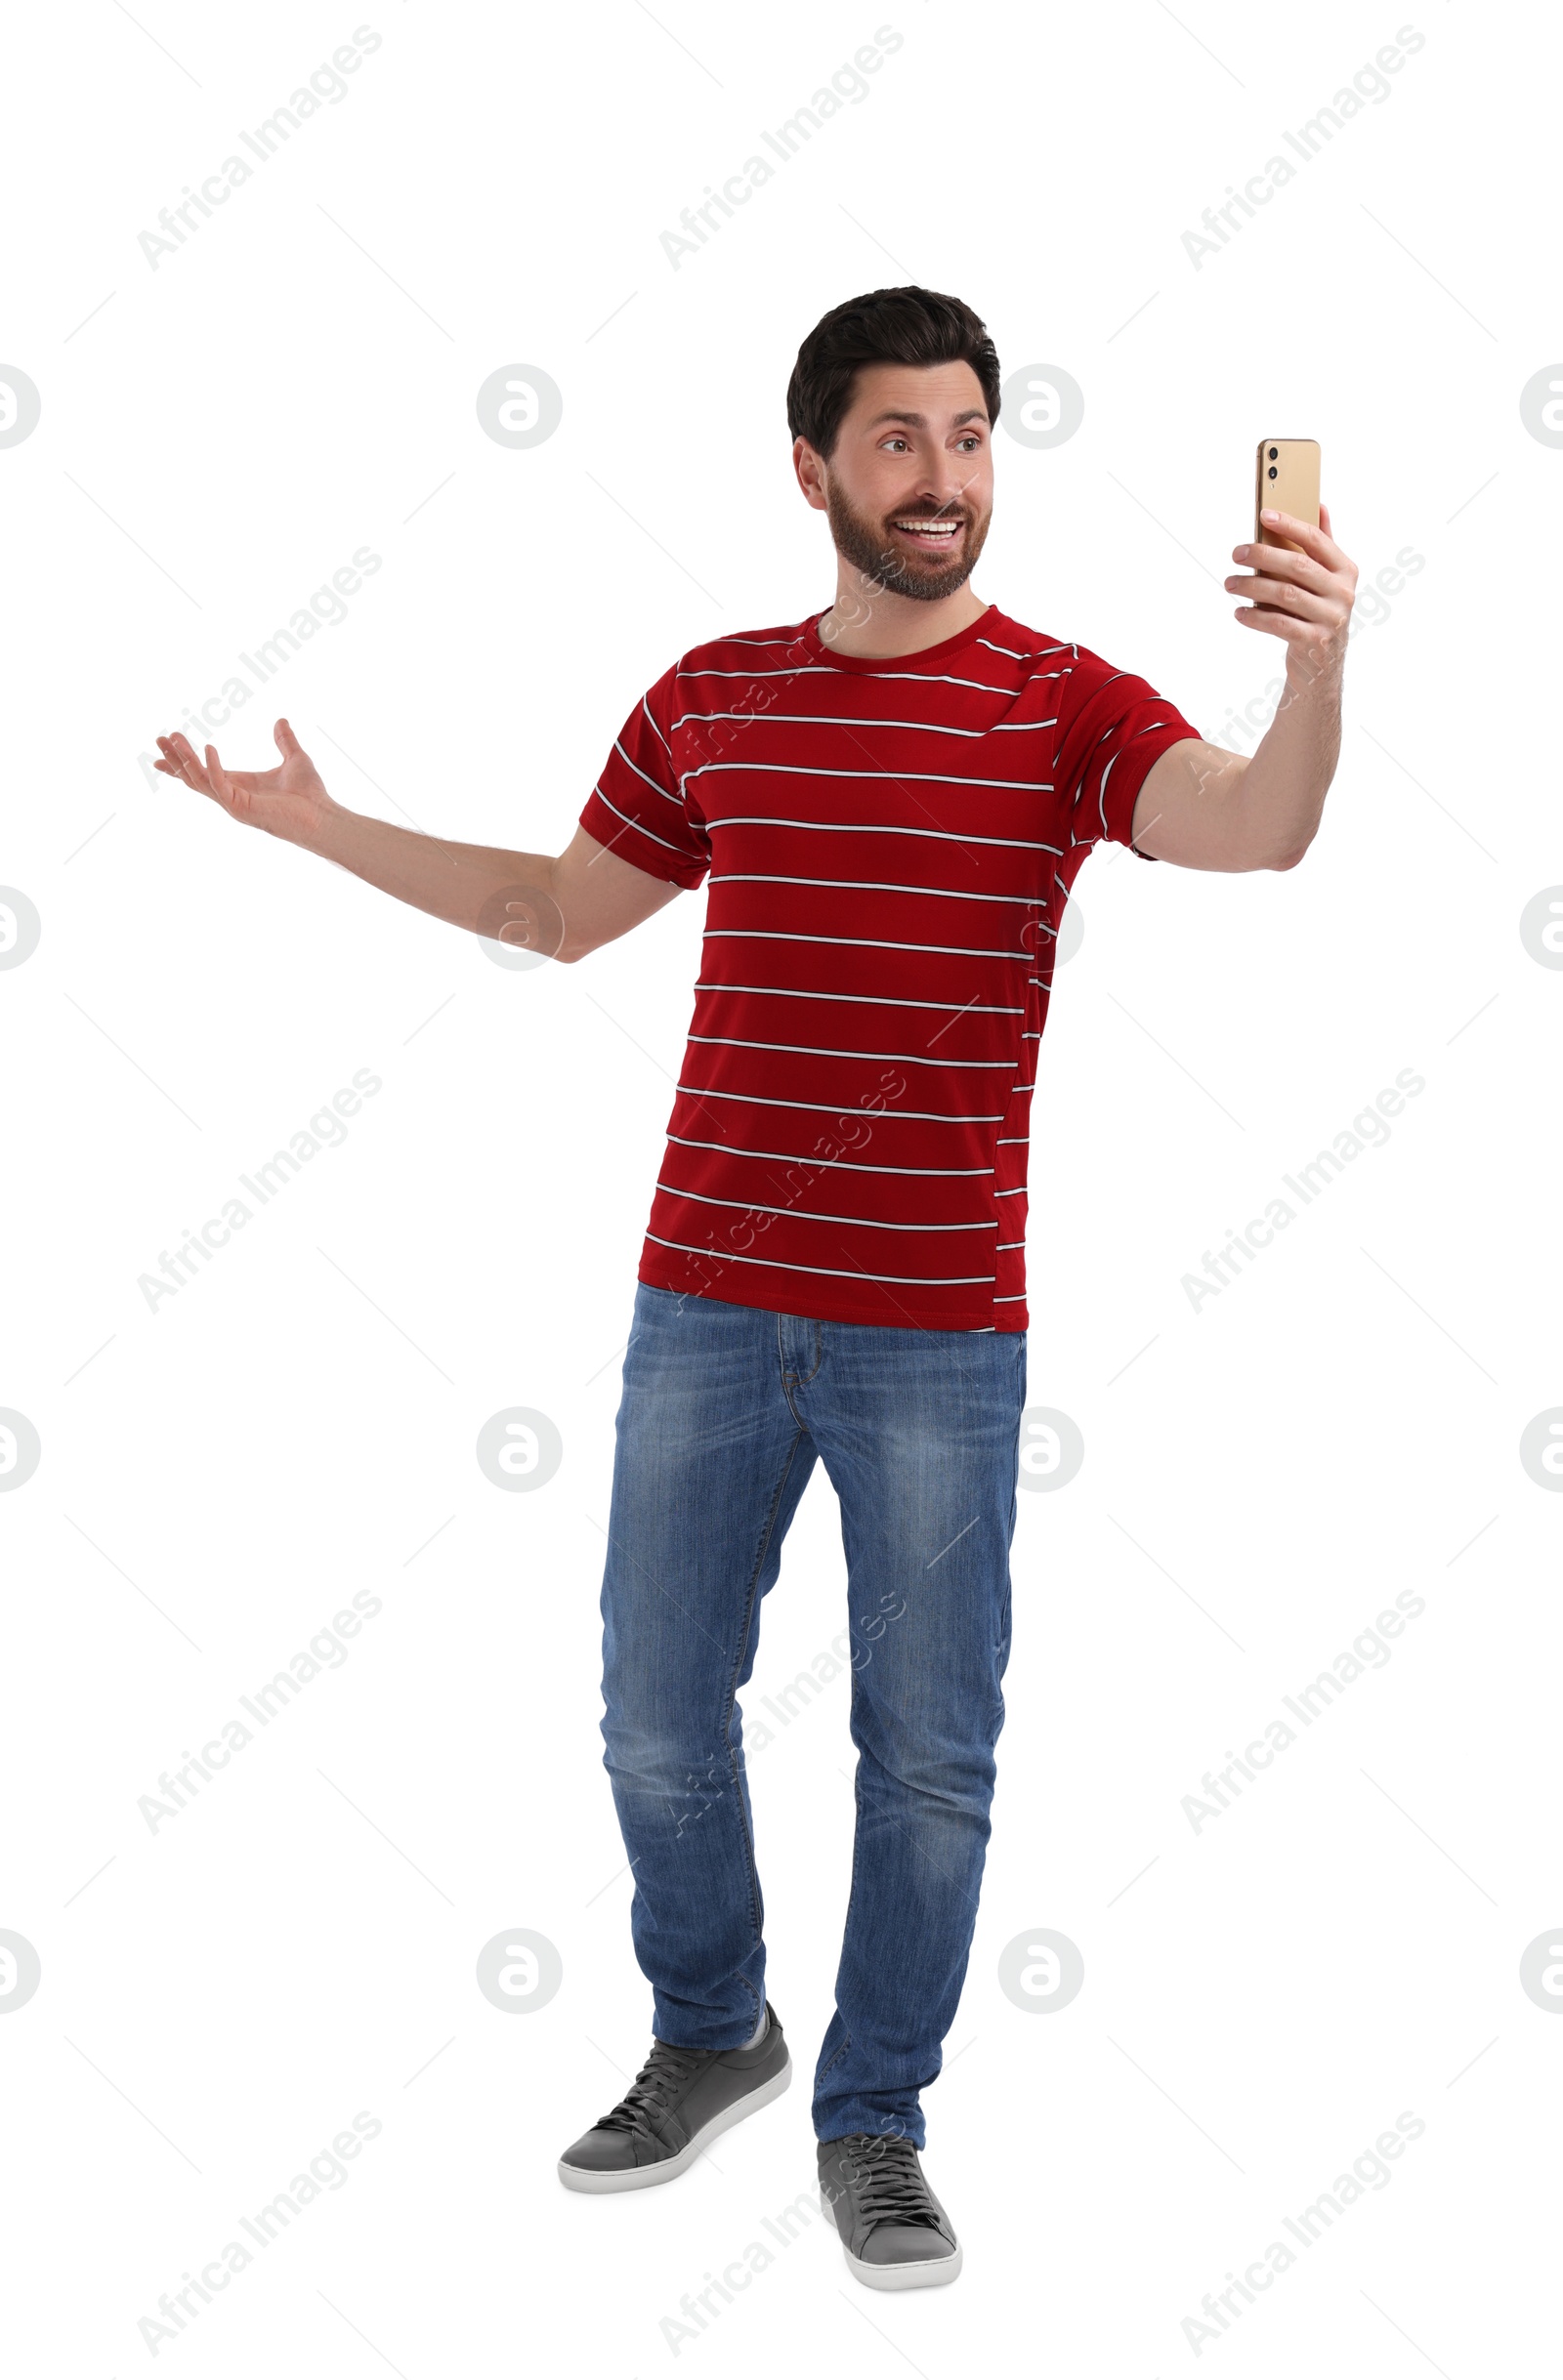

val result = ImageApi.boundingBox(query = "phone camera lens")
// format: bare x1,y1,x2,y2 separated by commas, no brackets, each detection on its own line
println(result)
1267,446,1279,461
1267,465,1278,480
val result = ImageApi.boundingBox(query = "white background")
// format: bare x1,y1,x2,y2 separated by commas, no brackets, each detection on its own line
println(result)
3,0,1559,2370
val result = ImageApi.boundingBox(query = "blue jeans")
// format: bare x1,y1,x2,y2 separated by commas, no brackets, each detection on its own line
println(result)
597,1282,1026,2148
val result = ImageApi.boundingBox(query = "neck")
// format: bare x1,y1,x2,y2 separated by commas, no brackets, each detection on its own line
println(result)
819,564,988,659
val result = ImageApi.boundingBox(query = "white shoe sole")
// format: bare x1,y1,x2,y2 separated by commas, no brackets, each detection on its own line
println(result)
819,2186,964,2288
556,2052,792,2194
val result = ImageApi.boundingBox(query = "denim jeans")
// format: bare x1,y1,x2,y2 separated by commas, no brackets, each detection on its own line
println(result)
597,1281,1026,2148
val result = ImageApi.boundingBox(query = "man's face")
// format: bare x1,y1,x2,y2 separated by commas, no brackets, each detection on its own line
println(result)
794,359,994,603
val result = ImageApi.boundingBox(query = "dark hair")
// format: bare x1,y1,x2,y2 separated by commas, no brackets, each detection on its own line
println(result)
786,286,1001,458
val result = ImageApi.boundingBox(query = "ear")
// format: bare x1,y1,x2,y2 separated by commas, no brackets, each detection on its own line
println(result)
791,436,828,513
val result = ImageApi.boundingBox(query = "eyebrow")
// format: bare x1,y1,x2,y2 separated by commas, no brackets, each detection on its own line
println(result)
865,407,990,430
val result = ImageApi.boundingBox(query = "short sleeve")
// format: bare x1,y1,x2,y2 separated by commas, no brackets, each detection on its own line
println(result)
579,665,711,890
1053,646,1202,866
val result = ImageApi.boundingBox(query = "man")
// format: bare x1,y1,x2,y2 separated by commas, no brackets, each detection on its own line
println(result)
153,286,1356,2291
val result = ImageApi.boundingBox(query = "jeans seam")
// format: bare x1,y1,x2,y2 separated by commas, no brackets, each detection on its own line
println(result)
817,1683,869,2098
721,1424,810,1954
817,2032,850,2084
779,1312,824,1399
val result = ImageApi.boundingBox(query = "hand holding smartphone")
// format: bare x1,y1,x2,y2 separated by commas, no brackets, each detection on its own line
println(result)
1229,438,1354,672
1250,438,1321,616
1254,438,1320,550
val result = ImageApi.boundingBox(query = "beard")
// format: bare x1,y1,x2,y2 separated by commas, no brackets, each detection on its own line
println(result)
823,477,992,604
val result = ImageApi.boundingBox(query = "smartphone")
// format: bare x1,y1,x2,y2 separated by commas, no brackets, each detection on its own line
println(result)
1254,438,1320,550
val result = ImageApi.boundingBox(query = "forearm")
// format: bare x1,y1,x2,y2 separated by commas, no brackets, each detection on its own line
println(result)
1239,650,1344,868
1210,499,1355,869
294,803,678,961
302,800,558,939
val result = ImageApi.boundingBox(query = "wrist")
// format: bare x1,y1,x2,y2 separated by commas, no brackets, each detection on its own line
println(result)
1283,636,1346,700
290,793,353,857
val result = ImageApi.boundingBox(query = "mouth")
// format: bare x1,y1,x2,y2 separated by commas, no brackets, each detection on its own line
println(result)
888,516,965,554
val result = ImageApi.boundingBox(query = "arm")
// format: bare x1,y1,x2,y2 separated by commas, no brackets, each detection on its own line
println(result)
152,721,679,961
1128,502,1358,873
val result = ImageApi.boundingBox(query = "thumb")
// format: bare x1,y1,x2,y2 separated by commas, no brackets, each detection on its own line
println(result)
274,717,305,761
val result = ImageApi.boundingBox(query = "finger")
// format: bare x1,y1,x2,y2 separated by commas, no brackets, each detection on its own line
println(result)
1232,537,1333,595
1257,506,1345,571
159,732,204,789
168,731,216,795
274,716,305,760
1319,500,1333,539
1223,572,1339,619
1234,605,1314,640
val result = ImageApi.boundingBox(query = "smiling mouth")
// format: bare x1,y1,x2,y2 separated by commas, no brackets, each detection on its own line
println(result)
890,517,964,548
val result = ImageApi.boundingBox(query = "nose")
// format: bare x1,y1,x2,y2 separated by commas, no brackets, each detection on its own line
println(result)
918,456,980,515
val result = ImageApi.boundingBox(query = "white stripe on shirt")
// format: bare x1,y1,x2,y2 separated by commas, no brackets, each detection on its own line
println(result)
675,1086,1006,1124
710,875,1048,907
670,709,1051,741
685,761,1056,795
693,982,1024,1015
702,929,1030,961
655,1183,997,1232
645,1232,995,1288
691,814,1059,853
671,664,1052,695
666,1132,994,1174
686,1033,1017,1068
591,785,697,859
613,738,683,807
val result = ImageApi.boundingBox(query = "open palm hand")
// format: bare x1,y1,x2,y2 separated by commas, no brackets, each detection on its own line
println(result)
152,718,335,844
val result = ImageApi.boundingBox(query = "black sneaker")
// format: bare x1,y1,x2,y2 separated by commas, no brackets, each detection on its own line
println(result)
818,2132,962,2289
557,2004,790,2193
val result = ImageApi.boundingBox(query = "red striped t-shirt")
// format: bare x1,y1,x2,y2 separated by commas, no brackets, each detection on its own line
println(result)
579,603,1199,1333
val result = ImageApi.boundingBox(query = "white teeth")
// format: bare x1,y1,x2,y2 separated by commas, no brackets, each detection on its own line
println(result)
895,520,958,534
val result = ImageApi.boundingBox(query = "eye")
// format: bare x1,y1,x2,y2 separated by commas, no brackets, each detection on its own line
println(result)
880,435,909,452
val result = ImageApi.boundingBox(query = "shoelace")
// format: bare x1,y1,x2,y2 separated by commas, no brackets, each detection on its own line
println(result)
596,2040,705,2141
835,2134,943,2230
